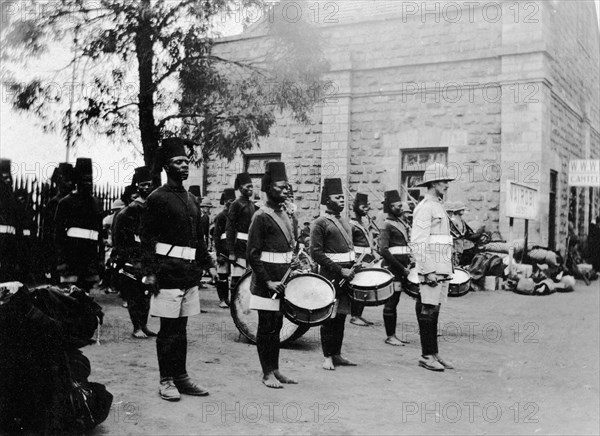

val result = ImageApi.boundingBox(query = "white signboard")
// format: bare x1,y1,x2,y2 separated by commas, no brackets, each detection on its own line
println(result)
506,181,538,221
569,160,600,187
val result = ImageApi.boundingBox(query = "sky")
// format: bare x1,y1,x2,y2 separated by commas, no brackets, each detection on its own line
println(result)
1,1,599,186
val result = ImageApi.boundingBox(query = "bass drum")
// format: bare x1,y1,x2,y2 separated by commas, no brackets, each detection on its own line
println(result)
230,271,309,345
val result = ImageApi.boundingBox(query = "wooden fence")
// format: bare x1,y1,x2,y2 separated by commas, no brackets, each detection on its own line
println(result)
11,174,123,240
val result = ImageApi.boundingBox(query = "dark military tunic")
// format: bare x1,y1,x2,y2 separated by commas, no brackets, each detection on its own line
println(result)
113,197,146,269
140,185,215,290
226,196,256,259
213,209,229,257
310,211,355,283
247,202,295,300
0,186,20,282
378,216,412,281
54,192,104,280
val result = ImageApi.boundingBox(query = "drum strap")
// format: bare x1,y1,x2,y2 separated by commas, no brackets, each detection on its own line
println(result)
261,206,294,247
324,215,353,249
385,219,410,243
350,218,374,248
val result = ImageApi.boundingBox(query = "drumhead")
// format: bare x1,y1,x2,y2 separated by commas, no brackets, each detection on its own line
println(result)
407,268,420,284
285,274,335,310
230,271,309,345
350,268,394,289
450,268,470,284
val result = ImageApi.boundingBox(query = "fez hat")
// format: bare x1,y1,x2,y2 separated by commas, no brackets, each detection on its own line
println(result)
74,158,93,183
416,163,455,187
52,163,74,183
0,159,12,174
354,193,368,207
220,188,236,205
158,137,190,166
189,185,201,197
261,162,287,192
234,172,253,190
383,190,402,213
320,178,343,205
131,166,153,186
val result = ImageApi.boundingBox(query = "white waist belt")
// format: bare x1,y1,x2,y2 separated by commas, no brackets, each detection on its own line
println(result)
67,227,99,240
389,246,411,255
325,252,354,263
260,251,293,264
220,234,227,240
428,235,453,245
23,230,31,237
134,235,141,243
354,246,372,255
0,225,16,235
236,232,248,241
155,242,196,261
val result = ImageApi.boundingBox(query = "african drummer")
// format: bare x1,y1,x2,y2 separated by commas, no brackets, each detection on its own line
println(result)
411,163,455,371
246,161,298,388
311,178,357,371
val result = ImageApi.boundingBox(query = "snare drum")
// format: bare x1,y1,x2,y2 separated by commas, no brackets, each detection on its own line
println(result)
230,271,309,345
282,273,336,326
448,267,471,297
404,268,471,299
349,268,394,306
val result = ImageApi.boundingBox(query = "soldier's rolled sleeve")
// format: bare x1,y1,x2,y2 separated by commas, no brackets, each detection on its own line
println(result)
310,220,343,277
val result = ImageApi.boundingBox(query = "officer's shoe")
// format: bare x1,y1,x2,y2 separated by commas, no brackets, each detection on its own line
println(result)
159,378,181,401
174,375,210,396
434,354,454,369
418,355,445,372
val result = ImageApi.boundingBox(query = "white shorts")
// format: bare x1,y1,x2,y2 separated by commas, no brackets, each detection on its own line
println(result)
231,257,247,277
419,281,449,306
150,286,200,318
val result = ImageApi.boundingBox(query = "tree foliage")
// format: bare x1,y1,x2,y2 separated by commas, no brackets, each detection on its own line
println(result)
2,0,329,167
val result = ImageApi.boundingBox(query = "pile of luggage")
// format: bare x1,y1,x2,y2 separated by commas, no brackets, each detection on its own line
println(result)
0,283,112,434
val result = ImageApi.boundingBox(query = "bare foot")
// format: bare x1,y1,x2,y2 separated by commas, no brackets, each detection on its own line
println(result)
350,317,369,326
274,370,297,384
132,329,148,339
385,335,406,346
322,357,336,370
142,327,157,337
262,372,283,389
332,355,357,366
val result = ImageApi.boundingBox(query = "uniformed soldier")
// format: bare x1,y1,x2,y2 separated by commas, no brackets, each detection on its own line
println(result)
411,163,455,371
200,198,213,251
0,158,21,283
311,178,357,371
349,193,376,327
42,163,74,282
378,191,412,346
113,166,157,339
450,201,479,266
214,188,236,308
54,158,104,292
247,161,298,388
140,137,218,401
226,172,256,292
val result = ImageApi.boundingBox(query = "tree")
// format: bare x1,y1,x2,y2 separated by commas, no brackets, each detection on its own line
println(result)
2,0,329,168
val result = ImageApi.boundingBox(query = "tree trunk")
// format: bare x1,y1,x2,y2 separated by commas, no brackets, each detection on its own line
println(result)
135,0,159,171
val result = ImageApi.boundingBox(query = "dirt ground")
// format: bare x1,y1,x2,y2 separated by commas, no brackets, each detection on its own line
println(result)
86,279,600,436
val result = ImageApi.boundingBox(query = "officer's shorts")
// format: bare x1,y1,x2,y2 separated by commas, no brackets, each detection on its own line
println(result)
150,286,200,318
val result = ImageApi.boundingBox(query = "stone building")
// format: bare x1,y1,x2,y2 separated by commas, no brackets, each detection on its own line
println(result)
192,0,600,252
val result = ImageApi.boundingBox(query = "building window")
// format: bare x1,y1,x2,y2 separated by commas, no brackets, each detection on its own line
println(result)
400,148,448,203
244,153,281,188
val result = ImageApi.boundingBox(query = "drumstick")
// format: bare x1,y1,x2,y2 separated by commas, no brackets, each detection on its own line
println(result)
271,265,295,299
218,253,247,270
338,251,367,288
